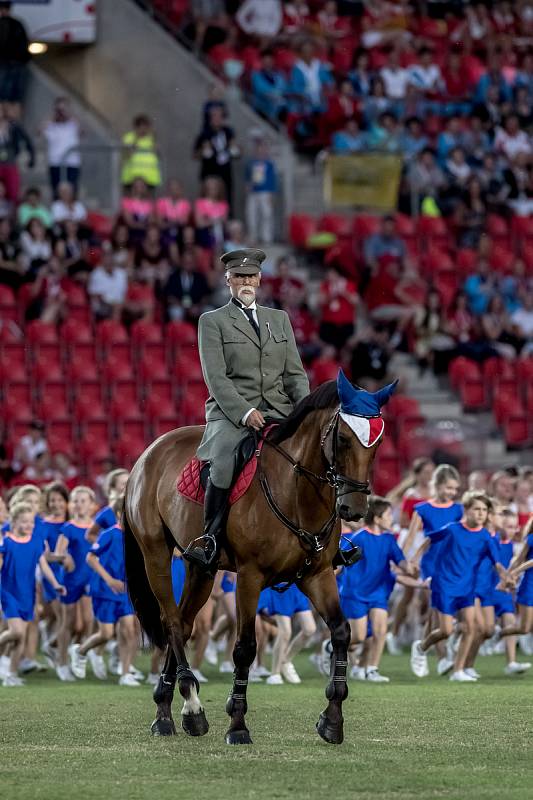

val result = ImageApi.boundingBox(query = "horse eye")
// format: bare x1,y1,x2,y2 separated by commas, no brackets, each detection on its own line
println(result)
338,434,351,448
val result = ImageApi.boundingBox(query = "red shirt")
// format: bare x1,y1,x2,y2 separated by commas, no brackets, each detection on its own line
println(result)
319,278,357,325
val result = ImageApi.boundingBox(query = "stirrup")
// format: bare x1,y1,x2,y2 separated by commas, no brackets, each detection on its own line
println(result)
182,534,219,571
333,544,363,568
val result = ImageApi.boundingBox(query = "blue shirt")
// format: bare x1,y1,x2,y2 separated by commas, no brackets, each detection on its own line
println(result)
0,533,45,602
89,525,127,601
339,529,405,604
61,520,92,589
429,522,500,598
245,159,277,193
415,501,463,577
95,505,116,530
517,533,533,602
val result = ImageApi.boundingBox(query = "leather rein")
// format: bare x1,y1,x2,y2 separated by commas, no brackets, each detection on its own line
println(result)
256,408,371,558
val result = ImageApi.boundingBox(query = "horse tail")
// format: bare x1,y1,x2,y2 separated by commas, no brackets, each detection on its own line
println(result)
123,509,167,650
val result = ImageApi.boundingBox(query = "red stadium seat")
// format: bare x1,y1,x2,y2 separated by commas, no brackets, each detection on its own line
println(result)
166,321,197,349
95,320,129,352
145,393,176,421
152,418,178,438
31,355,63,383
493,391,521,426
416,216,449,250
63,281,89,308
101,355,134,384
2,395,32,423
394,213,416,240
289,214,317,249
86,211,114,239
503,412,530,449
80,419,112,443
487,214,509,243
0,285,17,321
109,380,138,406
73,396,107,423
317,214,352,238
26,320,58,345
352,214,380,241
114,436,146,468
517,358,533,384
61,319,93,344
130,320,163,346
138,357,169,384
174,356,204,388
459,378,487,411
449,357,481,391
0,355,27,384
456,249,478,277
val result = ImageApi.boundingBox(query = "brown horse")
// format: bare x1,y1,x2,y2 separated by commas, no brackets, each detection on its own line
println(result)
124,372,397,745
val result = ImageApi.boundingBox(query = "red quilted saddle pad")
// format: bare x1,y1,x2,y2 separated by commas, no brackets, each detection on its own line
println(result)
177,427,275,506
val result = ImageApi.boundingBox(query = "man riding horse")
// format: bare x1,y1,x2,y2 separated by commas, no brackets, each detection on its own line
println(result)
184,248,310,571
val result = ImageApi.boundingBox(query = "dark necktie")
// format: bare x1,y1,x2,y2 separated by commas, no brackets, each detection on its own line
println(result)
232,298,260,338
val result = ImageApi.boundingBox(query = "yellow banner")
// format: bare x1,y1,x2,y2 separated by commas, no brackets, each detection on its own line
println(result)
324,153,402,210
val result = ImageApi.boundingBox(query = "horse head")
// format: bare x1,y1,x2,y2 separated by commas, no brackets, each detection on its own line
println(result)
323,369,398,522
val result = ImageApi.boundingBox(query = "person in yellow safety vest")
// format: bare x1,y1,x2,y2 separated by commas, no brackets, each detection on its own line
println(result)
121,114,161,190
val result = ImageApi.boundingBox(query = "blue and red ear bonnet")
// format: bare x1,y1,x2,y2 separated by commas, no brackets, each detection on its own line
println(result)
336,369,398,448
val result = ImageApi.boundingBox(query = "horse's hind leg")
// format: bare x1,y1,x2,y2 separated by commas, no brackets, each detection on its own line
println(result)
300,569,350,745
225,569,261,746
152,645,178,736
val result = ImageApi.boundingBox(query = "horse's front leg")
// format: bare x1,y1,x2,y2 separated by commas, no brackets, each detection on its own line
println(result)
225,569,261,745
300,568,350,745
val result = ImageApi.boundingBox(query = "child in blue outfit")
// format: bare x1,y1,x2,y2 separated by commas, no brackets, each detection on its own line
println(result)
265,582,316,686
498,517,533,644
0,502,65,687
411,491,511,683
245,139,277,245
86,468,129,544
339,497,418,683
70,499,139,687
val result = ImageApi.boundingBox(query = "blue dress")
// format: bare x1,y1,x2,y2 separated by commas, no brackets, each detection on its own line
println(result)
415,501,463,580
60,520,93,605
1,533,46,621
39,517,66,603
517,534,533,607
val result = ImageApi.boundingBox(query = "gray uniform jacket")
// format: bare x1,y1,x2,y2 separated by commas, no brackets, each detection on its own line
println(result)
195,299,310,487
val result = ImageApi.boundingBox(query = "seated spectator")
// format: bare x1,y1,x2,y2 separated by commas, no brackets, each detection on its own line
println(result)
349,49,372,99
51,181,87,224
120,177,154,237
453,176,487,248
123,266,156,324
22,451,56,486
367,111,402,153
88,242,128,320
0,105,34,202
331,117,367,154
444,147,472,197
179,224,213,274
12,420,48,474
134,222,174,286
318,266,358,350
283,0,311,38
350,324,392,388
363,216,406,275
323,79,359,135
223,219,248,253
268,254,305,307
475,55,513,105
311,344,341,386
413,289,456,374
281,285,320,361
0,177,13,220
511,291,533,344
380,49,410,106
446,290,474,345
194,105,239,208
408,148,446,209
463,116,491,168
0,217,24,288
194,175,229,249
408,47,444,106
442,51,472,116
316,0,352,42
25,255,66,323
20,218,52,277
364,257,419,329
164,249,211,323
53,452,79,491
362,76,393,126
245,137,277,245
56,220,89,277
499,258,527,313
360,2,411,50
121,113,161,191
481,293,522,358
477,153,510,212
110,221,133,271
17,187,53,228
288,39,333,114
236,0,282,39
514,85,532,130
40,96,81,198
399,117,428,161
436,115,466,165
155,179,192,239
494,113,532,161
251,49,287,123
464,259,496,316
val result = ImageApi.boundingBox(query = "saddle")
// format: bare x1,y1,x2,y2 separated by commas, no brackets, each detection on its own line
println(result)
177,426,276,506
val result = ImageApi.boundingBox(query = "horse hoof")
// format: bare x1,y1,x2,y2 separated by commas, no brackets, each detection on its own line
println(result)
151,718,176,737
182,710,209,737
225,729,253,745
316,712,344,745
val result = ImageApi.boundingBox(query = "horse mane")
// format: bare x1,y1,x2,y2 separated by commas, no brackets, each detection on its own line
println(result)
267,380,339,444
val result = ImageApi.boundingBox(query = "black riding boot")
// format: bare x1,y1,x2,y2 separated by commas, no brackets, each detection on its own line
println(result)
182,479,229,572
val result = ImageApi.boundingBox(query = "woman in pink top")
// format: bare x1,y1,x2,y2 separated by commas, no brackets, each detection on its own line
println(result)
155,179,191,239
194,176,229,249
120,177,154,240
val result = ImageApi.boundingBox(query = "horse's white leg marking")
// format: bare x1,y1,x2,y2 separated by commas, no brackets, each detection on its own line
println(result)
182,685,203,715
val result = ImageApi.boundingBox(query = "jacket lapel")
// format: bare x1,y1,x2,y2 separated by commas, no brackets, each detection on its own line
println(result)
227,301,260,347
257,306,270,348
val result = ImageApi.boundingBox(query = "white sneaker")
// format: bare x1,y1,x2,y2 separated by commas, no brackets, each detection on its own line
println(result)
266,673,284,685
386,632,403,656
519,634,533,656
145,672,159,685
251,663,270,678
449,670,476,682
410,640,429,677
365,668,390,683
281,661,301,684
445,633,458,663
504,661,532,675
128,666,145,681
56,664,76,682
437,657,454,676
350,666,366,681
191,668,208,684
119,673,141,687
248,665,263,682
204,639,218,666
319,639,333,677
88,651,108,680
219,660,234,673
70,644,87,679
0,655,11,679
108,649,121,676
19,658,47,674
464,668,480,680
309,653,321,672
2,673,25,687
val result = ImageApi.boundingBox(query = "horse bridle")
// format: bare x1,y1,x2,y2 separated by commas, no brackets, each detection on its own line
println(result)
257,407,371,556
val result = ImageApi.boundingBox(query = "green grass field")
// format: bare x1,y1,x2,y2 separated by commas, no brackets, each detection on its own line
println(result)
1,653,531,800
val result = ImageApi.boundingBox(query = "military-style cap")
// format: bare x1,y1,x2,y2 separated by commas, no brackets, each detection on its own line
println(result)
221,248,266,275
